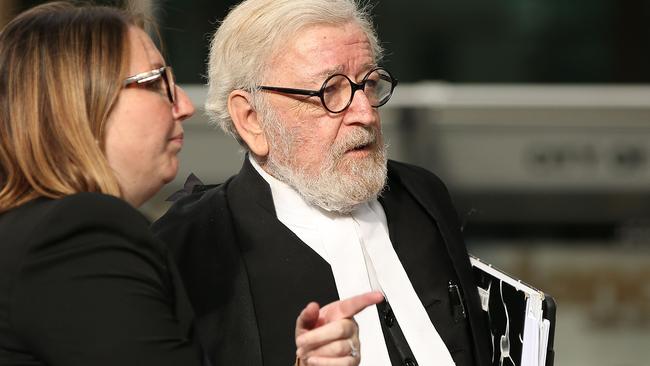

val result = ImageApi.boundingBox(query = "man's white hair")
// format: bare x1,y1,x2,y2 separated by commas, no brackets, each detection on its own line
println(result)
205,0,384,146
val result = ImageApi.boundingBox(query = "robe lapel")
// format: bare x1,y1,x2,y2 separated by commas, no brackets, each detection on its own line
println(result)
382,161,492,365
226,159,339,365
383,161,477,302
379,170,446,308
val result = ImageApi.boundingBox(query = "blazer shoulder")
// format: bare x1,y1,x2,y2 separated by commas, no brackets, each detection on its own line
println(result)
387,159,450,196
33,193,151,242
55,192,144,218
386,159,464,226
1,193,154,273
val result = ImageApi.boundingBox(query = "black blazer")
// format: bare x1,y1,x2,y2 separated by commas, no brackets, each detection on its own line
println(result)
152,159,491,366
0,193,201,366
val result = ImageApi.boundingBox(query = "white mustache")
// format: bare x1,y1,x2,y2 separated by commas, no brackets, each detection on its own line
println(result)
331,127,378,157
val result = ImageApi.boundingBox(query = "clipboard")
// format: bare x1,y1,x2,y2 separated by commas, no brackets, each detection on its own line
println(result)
470,255,556,366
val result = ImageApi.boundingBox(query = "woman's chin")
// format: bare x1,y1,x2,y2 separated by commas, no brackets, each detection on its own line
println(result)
161,160,180,184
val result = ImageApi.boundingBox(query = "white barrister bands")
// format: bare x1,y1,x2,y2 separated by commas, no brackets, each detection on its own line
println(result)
322,213,392,366
353,201,456,366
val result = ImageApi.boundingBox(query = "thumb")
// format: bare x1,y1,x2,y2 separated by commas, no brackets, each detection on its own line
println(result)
295,302,321,337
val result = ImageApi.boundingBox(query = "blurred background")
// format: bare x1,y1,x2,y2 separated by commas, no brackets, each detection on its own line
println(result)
3,0,650,365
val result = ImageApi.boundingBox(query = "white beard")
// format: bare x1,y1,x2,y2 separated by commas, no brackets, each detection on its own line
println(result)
259,106,388,214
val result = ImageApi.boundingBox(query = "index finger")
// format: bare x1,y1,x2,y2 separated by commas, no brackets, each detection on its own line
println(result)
321,291,384,322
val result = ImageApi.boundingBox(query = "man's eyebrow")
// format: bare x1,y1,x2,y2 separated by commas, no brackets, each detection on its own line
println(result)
310,65,345,83
308,63,379,84
356,63,378,78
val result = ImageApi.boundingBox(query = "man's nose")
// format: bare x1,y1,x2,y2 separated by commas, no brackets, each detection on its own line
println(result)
342,89,377,126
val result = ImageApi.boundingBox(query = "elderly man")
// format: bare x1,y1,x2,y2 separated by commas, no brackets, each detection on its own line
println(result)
153,0,490,365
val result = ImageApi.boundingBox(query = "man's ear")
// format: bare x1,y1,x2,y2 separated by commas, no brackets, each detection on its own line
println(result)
228,90,269,157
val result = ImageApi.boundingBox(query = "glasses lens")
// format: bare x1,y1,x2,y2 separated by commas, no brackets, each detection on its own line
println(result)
322,74,352,113
163,67,176,105
365,69,394,107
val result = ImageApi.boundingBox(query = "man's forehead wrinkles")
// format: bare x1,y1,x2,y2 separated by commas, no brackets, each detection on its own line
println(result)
344,38,371,47
278,25,376,86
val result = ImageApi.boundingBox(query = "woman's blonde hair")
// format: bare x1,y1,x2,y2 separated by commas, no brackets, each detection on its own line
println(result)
0,2,140,213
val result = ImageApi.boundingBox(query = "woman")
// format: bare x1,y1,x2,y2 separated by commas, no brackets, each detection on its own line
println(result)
0,3,380,365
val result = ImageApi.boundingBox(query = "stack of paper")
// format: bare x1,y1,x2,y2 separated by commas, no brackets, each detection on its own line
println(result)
470,256,556,366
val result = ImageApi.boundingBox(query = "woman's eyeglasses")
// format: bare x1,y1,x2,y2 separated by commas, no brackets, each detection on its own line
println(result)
123,66,176,105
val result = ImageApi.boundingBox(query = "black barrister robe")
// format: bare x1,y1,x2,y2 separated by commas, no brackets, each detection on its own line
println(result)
152,158,491,366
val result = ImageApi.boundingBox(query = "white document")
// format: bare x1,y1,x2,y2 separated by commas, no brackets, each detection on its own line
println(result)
469,256,555,366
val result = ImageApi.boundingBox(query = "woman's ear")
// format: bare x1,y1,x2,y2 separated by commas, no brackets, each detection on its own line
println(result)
227,90,269,157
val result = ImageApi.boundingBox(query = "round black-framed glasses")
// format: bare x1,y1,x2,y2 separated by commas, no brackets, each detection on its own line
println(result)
258,67,398,114
123,66,176,105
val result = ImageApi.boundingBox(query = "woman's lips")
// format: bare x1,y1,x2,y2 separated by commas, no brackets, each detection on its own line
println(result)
169,133,184,145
